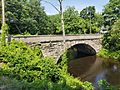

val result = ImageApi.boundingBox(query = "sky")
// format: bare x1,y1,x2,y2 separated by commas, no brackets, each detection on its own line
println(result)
41,0,109,15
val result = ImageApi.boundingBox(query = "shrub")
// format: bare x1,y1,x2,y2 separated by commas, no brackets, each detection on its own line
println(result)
98,48,120,60
0,40,60,82
98,80,118,90
1,23,9,46
102,19,120,51
0,40,94,90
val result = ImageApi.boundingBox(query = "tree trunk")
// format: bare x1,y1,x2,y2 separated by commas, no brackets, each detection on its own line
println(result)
2,0,5,24
59,0,66,49
1,0,6,45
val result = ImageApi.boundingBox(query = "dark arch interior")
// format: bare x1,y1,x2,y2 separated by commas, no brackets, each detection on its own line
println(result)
57,43,96,63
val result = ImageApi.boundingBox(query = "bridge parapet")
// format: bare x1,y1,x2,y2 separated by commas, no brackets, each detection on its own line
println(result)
11,34,102,43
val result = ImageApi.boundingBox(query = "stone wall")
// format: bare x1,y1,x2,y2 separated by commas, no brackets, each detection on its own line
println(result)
11,35,102,61
40,39,102,61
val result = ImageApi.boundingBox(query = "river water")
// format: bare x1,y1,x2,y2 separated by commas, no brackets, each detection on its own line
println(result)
68,56,120,89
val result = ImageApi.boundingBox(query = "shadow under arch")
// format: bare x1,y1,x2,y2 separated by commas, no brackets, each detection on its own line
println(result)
57,43,96,64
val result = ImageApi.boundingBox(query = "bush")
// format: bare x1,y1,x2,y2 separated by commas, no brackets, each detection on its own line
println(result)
1,23,9,46
98,80,118,90
98,48,120,61
102,19,120,51
0,40,61,82
0,40,94,90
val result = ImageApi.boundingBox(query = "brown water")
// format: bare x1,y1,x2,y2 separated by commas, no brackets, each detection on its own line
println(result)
68,56,120,88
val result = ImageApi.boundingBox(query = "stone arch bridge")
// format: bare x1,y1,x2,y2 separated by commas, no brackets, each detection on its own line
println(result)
11,34,102,61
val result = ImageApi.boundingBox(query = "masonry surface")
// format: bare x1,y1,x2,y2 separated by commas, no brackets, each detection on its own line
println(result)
12,34,102,61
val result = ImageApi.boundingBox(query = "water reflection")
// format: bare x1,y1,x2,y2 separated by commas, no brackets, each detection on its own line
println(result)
68,56,120,88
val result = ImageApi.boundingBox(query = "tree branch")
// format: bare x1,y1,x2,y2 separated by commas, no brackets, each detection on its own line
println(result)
40,0,60,13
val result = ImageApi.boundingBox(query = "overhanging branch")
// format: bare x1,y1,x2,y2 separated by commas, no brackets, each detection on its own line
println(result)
40,0,60,13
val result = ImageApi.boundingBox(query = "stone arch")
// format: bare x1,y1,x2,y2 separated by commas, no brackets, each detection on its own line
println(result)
65,39,101,53
57,43,96,63
68,43,96,56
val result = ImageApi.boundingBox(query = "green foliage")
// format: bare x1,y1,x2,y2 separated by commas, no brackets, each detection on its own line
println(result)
49,6,103,34
0,40,60,82
80,6,95,19
49,14,61,34
0,76,93,90
102,32,111,50
66,48,78,60
0,40,94,90
102,19,120,52
97,48,109,58
98,80,118,90
1,23,9,46
5,0,105,35
0,5,1,28
6,0,51,35
98,48,120,60
101,19,120,60
64,7,83,34
110,19,120,50
103,0,120,28
80,6,104,33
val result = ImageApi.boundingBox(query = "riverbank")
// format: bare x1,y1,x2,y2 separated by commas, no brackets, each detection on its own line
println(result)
97,48,120,62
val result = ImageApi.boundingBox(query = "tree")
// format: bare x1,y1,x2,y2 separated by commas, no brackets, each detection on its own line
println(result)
5,0,50,35
102,0,120,51
1,0,8,46
109,19,120,51
80,6,95,20
64,7,85,34
93,13,104,33
102,19,120,51
80,6,95,33
58,0,65,43
0,1,2,27
40,0,65,43
50,6,103,34
49,14,61,34
103,0,120,28
49,7,87,34
94,13,104,28
80,6,103,33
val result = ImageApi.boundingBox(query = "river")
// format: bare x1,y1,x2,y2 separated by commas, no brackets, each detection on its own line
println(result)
68,56,120,89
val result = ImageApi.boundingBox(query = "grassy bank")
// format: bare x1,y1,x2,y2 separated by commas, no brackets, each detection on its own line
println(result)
98,48,120,61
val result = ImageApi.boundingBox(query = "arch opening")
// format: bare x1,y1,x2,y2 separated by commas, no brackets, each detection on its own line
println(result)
57,43,96,63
